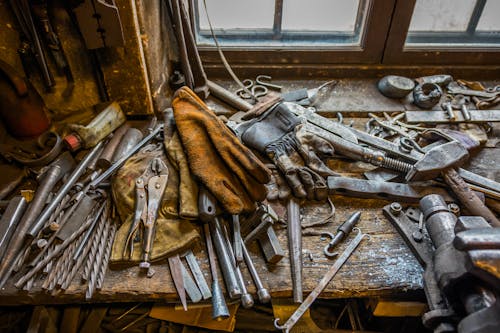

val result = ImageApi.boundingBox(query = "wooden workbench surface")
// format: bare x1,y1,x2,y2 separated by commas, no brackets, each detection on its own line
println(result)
0,79,498,306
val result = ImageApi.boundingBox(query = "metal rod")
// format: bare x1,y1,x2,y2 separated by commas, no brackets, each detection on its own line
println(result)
90,124,163,188
274,229,369,333
240,235,271,303
29,142,104,238
287,198,302,303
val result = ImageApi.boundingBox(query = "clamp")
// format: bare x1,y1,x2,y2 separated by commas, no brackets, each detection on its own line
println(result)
123,158,169,271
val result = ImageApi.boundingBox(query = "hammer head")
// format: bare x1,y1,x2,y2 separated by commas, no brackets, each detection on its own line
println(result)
406,141,469,182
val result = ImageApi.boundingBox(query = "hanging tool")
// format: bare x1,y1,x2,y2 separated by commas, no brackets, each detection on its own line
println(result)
274,228,369,333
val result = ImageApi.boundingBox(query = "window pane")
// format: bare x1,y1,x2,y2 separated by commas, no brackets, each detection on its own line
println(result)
405,0,500,47
195,0,370,47
408,0,475,32
477,1,500,31
198,0,274,30
282,0,359,32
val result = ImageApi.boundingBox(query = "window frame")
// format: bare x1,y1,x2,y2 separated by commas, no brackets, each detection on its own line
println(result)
196,0,397,67
383,0,500,65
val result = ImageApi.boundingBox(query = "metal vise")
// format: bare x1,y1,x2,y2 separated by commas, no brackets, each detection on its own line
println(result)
419,194,500,333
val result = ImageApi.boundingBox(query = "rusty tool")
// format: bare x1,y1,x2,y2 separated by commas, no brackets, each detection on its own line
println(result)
0,154,75,288
222,224,254,309
274,229,369,333
287,198,302,303
168,254,187,311
184,250,211,300
305,212,361,258
15,206,97,288
240,235,271,304
29,141,104,238
232,215,243,263
198,187,230,320
0,197,27,261
96,123,130,169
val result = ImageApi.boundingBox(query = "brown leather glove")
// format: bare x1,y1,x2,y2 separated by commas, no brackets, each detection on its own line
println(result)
172,86,271,214
110,143,199,267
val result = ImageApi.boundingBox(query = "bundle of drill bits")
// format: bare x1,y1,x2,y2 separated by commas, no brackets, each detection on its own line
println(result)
13,195,117,300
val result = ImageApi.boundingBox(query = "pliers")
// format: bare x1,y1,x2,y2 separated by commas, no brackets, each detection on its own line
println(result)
123,158,169,270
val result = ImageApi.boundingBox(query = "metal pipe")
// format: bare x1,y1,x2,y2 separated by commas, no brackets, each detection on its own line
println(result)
207,80,253,111
90,124,163,188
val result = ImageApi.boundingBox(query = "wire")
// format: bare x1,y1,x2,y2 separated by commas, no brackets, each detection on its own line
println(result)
201,0,257,103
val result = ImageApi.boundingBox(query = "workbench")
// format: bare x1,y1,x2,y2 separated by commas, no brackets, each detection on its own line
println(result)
0,79,498,309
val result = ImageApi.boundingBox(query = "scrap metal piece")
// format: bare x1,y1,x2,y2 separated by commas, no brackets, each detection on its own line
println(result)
184,250,211,300
405,109,500,124
168,254,187,310
179,259,202,303
0,197,27,260
327,176,454,203
274,229,369,333
287,198,302,303
378,75,415,99
383,203,433,267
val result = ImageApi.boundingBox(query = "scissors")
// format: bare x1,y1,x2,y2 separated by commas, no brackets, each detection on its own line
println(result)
236,75,282,100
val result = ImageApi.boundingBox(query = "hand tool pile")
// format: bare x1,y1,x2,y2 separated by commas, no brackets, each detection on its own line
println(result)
1,69,499,332
0,101,164,299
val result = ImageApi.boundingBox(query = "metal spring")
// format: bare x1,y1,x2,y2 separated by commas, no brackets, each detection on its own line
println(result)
382,157,412,172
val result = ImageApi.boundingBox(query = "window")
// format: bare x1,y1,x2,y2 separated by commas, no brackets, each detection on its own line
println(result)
194,0,500,73
195,0,370,47
406,0,500,47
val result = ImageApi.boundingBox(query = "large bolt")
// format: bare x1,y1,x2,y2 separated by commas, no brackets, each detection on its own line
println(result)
390,202,402,215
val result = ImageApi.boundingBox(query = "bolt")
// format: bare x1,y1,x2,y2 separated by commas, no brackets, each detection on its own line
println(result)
448,203,460,216
390,202,402,215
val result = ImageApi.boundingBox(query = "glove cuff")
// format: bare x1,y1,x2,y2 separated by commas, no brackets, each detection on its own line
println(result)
240,102,302,152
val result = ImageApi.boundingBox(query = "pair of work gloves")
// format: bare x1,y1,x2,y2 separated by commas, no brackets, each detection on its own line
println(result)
234,102,337,202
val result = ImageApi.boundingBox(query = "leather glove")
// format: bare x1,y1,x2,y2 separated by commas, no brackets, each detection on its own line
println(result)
237,102,335,201
110,143,199,267
265,164,291,202
164,109,199,219
172,86,271,214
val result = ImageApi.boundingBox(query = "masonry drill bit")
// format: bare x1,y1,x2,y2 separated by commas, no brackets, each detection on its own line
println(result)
62,205,107,290
85,216,111,299
82,203,109,282
15,210,97,288
96,221,117,290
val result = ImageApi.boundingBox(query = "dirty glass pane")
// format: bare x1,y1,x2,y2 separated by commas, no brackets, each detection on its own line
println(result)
408,0,475,32
406,0,500,47
476,1,500,31
195,0,370,47
198,0,274,30
282,0,359,32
